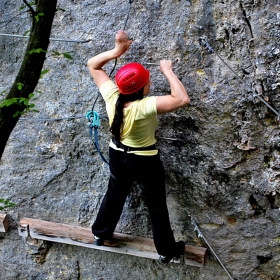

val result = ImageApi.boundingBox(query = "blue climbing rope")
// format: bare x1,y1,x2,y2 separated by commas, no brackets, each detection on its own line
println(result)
88,0,133,164
91,0,133,113
86,110,109,165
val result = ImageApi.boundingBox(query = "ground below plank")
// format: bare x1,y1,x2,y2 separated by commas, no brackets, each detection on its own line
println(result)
18,218,207,267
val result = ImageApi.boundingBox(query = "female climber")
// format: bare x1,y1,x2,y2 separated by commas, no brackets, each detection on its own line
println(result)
87,30,190,264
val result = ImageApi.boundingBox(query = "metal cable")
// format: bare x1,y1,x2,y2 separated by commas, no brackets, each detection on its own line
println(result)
188,213,235,280
19,116,84,121
91,0,133,112
199,37,280,118
19,115,109,122
16,1,133,123
0,33,91,43
122,0,132,33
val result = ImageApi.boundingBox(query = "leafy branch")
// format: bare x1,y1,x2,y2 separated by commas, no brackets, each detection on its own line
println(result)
28,48,47,55
0,71,47,117
0,93,39,117
21,1,44,22
0,0,58,160
0,199,17,211
19,1,35,11
56,7,66,12
52,51,73,60
39,69,49,78
22,0,36,18
17,82,24,90
28,48,73,60
35,12,44,22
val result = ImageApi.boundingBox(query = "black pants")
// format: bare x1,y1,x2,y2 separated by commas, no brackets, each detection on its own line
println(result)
92,147,176,255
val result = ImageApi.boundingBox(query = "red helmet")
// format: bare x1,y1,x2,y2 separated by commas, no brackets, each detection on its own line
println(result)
115,62,150,94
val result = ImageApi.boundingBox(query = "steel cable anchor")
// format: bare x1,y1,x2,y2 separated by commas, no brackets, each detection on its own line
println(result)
188,213,235,280
199,36,280,119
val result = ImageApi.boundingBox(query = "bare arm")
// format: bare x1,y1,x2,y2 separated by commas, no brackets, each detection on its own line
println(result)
156,60,190,114
87,30,132,89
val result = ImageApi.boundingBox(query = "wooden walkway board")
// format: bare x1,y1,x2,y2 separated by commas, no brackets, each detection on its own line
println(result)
0,214,9,232
18,218,206,267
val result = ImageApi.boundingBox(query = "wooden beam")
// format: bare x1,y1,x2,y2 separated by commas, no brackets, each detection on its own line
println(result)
19,218,207,267
0,214,9,232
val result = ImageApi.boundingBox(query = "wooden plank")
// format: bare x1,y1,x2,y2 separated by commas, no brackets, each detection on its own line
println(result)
0,214,9,232
19,218,206,267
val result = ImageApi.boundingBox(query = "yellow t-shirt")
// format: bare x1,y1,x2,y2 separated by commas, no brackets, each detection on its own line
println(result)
99,80,159,156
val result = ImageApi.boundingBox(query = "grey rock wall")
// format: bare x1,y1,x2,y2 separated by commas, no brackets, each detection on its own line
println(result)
0,0,280,279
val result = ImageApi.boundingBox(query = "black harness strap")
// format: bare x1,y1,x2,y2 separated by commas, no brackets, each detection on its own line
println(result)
112,138,156,152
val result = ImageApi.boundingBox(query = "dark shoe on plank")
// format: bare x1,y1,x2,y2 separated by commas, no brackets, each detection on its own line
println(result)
158,241,185,264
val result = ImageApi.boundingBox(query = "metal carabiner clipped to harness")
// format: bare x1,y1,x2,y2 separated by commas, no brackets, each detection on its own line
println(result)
86,110,109,165
86,110,100,128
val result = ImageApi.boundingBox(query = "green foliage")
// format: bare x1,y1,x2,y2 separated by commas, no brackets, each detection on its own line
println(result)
17,82,24,90
52,51,73,60
28,48,47,55
1,90,6,95
40,69,50,78
23,30,31,36
56,7,66,12
0,69,48,116
0,91,42,117
66,52,73,60
35,12,44,22
52,51,60,56
0,199,17,211
19,1,35,10
63,53,73,59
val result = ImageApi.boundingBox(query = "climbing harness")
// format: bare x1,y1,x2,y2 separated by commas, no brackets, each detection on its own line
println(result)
0,33,90,43
199,36,280,118
86,110,109,164
188,213,234,280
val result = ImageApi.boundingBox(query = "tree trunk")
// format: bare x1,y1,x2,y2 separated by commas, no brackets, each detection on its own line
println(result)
0,0,57,159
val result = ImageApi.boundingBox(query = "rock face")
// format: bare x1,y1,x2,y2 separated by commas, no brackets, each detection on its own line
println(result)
1,0,280,279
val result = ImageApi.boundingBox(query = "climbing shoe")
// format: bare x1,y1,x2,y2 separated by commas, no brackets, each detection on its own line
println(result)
93,236,104,246
158,241,185,264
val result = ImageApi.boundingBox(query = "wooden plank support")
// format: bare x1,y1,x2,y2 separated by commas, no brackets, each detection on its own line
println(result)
19,218,207,267
0,214,9,232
